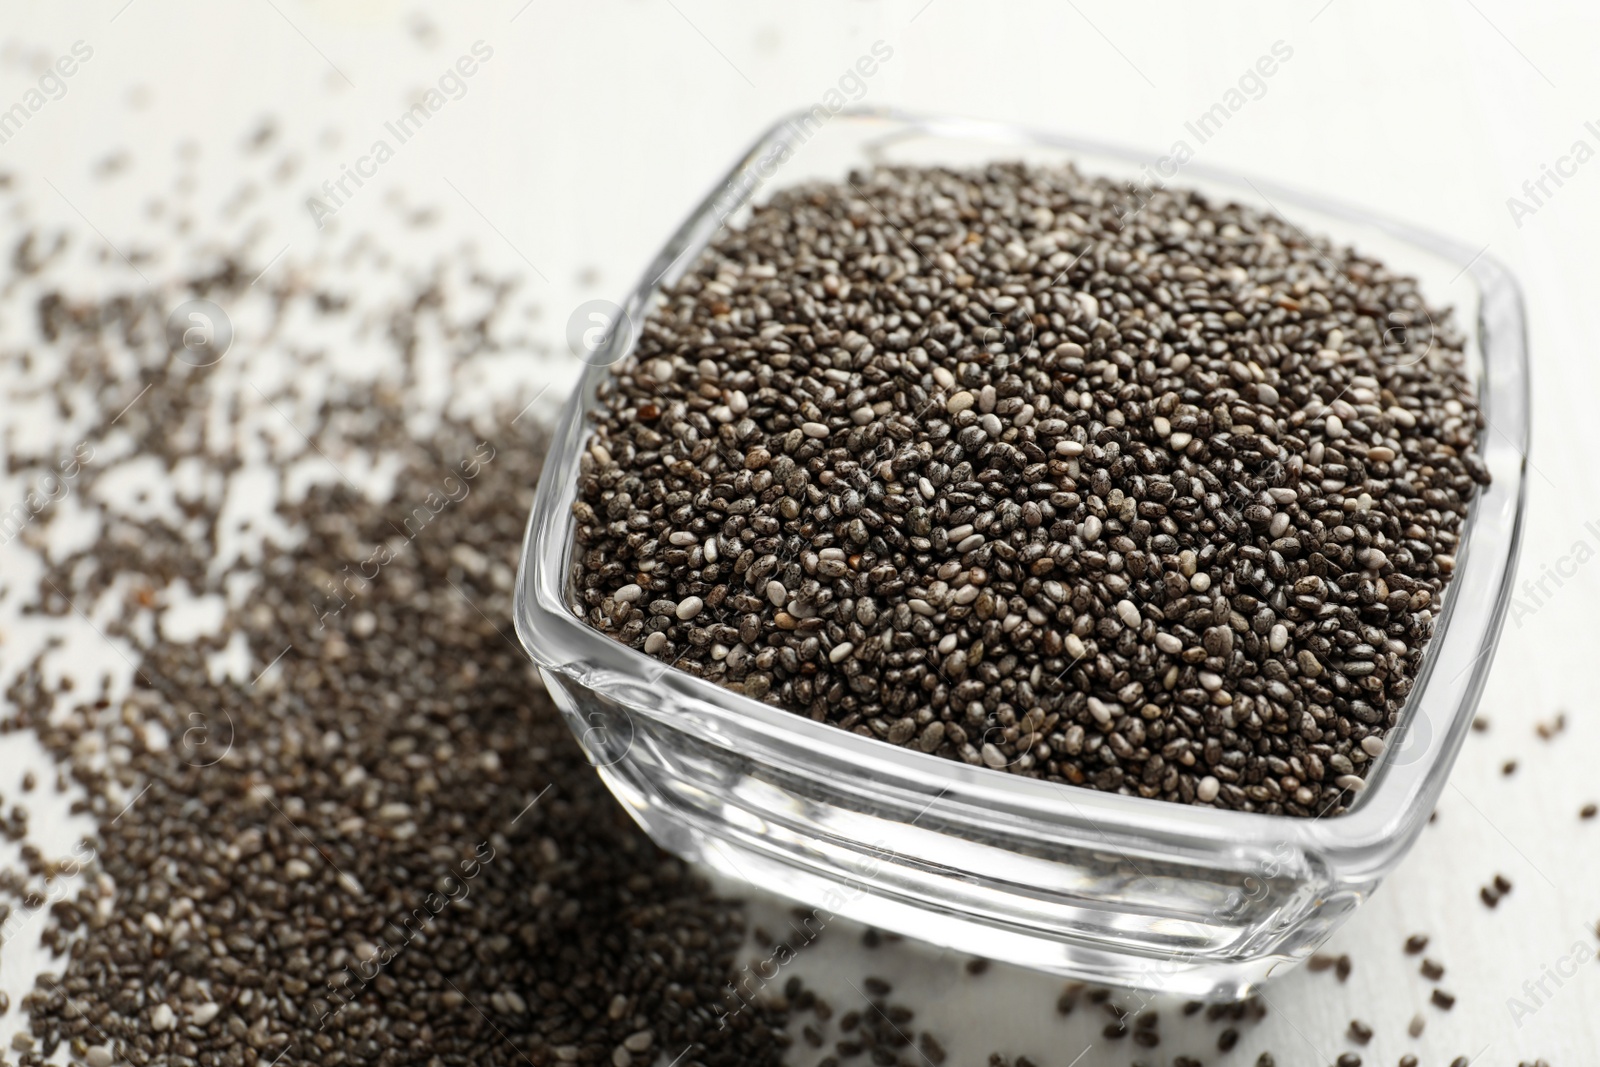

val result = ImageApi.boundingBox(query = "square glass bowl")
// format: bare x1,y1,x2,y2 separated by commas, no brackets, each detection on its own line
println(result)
513,108,1528,998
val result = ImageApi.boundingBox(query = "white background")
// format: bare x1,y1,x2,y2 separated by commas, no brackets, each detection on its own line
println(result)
1,1,1598,1064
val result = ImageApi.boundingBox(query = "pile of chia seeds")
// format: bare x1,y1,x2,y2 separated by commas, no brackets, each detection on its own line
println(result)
572,161,1489,816
0,229,793,1064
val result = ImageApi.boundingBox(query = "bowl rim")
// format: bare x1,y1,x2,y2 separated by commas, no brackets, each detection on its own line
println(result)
513,106,1529,870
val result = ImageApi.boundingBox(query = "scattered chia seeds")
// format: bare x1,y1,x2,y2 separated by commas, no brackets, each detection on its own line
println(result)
571,160,1488,815
1479,871,1515,909
1,223,794,1064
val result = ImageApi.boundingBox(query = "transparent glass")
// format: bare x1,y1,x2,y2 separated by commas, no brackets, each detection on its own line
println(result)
513,109,1528,998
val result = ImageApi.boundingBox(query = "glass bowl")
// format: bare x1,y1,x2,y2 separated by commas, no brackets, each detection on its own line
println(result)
512,108,1528,998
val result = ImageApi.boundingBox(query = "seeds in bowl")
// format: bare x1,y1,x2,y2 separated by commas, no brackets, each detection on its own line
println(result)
570,160,1488,816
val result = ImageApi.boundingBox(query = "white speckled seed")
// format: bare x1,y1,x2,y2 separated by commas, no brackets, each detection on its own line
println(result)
1269,624,1289,652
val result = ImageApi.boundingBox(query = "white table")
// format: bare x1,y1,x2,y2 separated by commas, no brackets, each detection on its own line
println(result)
2,2,1596,1062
